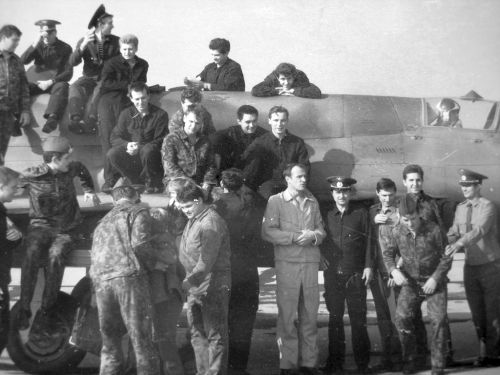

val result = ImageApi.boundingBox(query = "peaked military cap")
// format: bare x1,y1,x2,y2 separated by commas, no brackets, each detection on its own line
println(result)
88,4,113,29
327,176,357,190
42,136,72,153
34,20,60,31
458,169,488,185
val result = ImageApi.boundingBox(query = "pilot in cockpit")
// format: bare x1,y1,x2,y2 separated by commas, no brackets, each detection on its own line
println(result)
430,98,463,128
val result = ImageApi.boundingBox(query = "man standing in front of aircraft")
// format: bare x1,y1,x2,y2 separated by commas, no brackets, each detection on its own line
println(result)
321,176,373,374
402,164,455,367
243,106,309,198
262,163,326,375
446,169,500,367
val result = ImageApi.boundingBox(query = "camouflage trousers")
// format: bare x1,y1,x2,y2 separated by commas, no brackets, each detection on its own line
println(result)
187,274,230,375
0,110,14,164
94,275,160,375
395,283,449,370
20,226,74,311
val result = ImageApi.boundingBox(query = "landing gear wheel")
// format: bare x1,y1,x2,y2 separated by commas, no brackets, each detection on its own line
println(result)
7,292,86,373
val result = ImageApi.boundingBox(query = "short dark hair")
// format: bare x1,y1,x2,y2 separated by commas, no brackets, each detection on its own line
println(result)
184,104,204,120
181,87,202,104
166,176,193,195
268,105,289,119
275,62,297,77
221,168,244,191
43,151,66,163
283,163,307,178
111,186,139,201
237,105,258,120
0,166,20,186
209,38,230,54
0,25,22,39
128,82,150,96
176,181,206,203
376,178,397,193
403,164,424,180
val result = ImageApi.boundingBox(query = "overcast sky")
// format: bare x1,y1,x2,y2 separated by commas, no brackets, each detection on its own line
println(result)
2,0,499,99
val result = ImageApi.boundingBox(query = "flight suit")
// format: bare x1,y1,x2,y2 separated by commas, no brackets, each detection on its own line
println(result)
90,201,160,375
179,206,231,375
381,220,452,372
262,189,326,371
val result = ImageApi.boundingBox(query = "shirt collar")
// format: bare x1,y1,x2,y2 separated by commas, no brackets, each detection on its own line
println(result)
131,104,151,118
282,188,313,202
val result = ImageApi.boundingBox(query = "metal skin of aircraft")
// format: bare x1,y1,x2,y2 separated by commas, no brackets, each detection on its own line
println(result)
3,89,500,373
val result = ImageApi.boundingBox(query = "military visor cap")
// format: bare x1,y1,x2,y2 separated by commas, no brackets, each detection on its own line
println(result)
327,176,357,190
458,169,488,186
112,178,146,194
88,4,113,29
35,19,60,31
42,136,72,153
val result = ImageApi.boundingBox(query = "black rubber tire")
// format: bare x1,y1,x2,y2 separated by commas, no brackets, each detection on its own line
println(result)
7,291,86,374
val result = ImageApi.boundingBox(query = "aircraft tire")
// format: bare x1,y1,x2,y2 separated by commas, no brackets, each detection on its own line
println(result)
7,292,86,373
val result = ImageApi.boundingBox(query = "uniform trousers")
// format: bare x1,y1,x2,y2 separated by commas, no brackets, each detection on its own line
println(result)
68,76,99,120
97,91,130,182
106,143,163,186
395,283,448,370
0,110,15,164
20,226,74,311
275,261,319,370
29,82,68,119
464,260,500,358
95,275,159,375
228,265,259,371
370,272,402,364
323,271,370,370
0,284,9,353
187,273,230,375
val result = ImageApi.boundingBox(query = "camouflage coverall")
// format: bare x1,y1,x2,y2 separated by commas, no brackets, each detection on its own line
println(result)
0,50,30,162
90,201,160,375
19,162,95,312
380,220,452,371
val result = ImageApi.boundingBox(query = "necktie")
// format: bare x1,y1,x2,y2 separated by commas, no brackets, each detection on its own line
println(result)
465,202,473,232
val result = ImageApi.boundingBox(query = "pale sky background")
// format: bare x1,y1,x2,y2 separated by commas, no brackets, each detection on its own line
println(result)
1,0,500,99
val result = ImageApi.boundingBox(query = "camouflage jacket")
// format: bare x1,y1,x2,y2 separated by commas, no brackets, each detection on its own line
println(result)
0,51,30,114
20,162,95,231
380,220,452,285
90,201,159,282
168,106,215,137
161,129,216,184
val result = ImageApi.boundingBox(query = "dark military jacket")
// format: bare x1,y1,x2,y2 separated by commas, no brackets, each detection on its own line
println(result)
100,54,148,96
251,69,322,98
20,38,73,83
0,51,30,114
110,104,169,149
69,34,120,78
168,106,215,137
161,129,216,184
90,201,158,282
321,203,373,275
243,130,310,189
198,58,245,91
20,162,95,231
211,125,268,171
